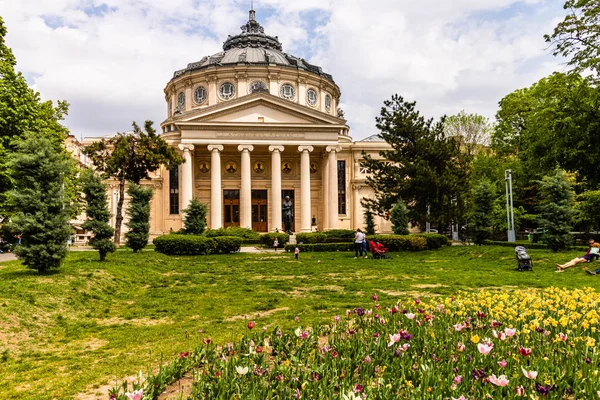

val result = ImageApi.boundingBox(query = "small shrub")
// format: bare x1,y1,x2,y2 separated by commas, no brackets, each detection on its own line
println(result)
261,232,290,247
182,198,208,235
125,184,154,252
324,229,356,239
390,201,409,235
418,233,450,249
154,234,216,255
204,227,260,240
213,236,243,254
295,232,327,244
364,209,377,235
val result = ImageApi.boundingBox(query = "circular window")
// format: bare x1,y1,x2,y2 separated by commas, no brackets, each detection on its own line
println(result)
306,89,318,106
194,86,207,104
219,82,236,100
279,84,296,100
225,161,238,174
325,94,331,112
249,81,268,94
177,92,185,110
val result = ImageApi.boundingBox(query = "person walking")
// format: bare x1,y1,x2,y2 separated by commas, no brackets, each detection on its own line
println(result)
295,247,299,260
354,229,365,258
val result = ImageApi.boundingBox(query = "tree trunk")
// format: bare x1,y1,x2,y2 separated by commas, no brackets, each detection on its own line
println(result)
114,178,126,246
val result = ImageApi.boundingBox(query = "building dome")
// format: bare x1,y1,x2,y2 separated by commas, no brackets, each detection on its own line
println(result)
172,9,334,83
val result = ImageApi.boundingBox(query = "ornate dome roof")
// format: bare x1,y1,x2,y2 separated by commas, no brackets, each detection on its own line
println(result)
172,9,335,83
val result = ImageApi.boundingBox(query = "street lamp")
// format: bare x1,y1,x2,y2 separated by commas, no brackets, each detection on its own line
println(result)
505,169,516,243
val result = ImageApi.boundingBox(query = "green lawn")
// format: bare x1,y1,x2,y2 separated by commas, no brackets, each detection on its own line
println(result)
0,246,599,399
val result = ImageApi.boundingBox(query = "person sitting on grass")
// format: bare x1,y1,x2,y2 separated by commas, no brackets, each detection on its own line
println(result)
555,239,599,272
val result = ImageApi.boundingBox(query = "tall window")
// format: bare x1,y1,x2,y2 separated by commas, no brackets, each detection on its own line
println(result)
337,160,346,215
169,165,179,215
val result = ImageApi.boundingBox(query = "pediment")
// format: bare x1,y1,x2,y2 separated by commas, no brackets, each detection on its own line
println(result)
175,92,345,126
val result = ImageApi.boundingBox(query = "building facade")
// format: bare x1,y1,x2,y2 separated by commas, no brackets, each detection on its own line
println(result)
84,9,392,236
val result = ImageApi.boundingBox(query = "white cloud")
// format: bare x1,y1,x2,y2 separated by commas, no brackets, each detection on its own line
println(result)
0,0,567,139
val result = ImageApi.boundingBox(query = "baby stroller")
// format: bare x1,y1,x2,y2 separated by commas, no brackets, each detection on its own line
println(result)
515,246,533,271
370,240,389,259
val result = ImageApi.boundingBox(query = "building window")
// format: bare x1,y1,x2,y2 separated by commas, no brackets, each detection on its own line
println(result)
337,160,346,215
279,84,296,100
219,82,236,100
169,165,179,215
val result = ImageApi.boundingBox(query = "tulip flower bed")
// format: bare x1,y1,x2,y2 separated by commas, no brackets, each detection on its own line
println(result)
112,287,600,399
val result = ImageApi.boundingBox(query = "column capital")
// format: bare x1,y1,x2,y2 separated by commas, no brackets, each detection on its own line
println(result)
325,145,341,153
269,145,285,153
298,145,314,153
207,144,224,152
237,144,254,152
178,144,195,152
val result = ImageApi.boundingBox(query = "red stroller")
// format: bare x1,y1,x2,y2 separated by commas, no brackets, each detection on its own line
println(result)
370,240,389,259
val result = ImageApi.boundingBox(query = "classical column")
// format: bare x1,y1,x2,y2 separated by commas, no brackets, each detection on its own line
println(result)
208,145,224,229
238,145,254,229
178,144,195,211
322,153,329,231
353,184,362,229
298,146,314,232
269,146,284,231
326,146,340,229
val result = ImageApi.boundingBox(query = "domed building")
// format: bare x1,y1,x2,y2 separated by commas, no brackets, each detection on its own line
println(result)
87,8,392,235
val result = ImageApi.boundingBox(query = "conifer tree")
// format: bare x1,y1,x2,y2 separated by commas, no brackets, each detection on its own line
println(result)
390,200,409,235
538,169,575,252
471,180,496,245
7,132,73,272
125,184,153,252
364,208,376,235
81,169,116,261
182,198,208,235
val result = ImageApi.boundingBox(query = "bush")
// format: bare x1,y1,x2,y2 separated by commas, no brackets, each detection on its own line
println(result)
324,229,356,239
390,201,409,235
325,237,352,243
204,227,260,240
261,232,290,247
284,243,354,252
295,232,328,244
418,233,451,249
370,235,427,251
482,240,588,252
125,184,154,252
182,198,208,235
364,209,377,235
213,236,243,253
154,234,216,255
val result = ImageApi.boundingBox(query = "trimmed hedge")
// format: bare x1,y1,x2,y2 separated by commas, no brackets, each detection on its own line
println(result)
284,233,450,252
324,229,356,239
204,227,260,240
261,232,290,248
483,240,589,252
213,236,243,253
417,233,451,249
370,235,427,251
285,243,354,252
154,234,216,255
295,232,328,244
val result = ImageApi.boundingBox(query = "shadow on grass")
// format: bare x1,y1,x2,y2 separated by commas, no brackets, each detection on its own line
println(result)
1,268,61,279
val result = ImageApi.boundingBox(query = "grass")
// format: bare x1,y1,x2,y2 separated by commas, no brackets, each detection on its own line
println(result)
0,245,599,399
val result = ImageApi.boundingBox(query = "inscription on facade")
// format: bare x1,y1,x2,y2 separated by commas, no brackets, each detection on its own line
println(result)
215,132,304,139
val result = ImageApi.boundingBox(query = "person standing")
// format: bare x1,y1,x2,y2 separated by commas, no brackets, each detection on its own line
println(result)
354,229,365,258
273,237,279,251
362,233,368,258
295,246,299,260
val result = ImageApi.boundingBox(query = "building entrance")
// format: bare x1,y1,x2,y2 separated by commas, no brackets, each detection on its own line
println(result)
223,190,240,228
282,189,295,232
252,190,268,232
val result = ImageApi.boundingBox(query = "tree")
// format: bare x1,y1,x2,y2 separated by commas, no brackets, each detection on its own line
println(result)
576,190,600,232
182,198,208,235
125,183,154,252
0,17,70,218
6,132,73,272
361,95,471,230
390,200,409,235
81,169,116,261
444,111,492,156
83,121,183,245
364,208,376,235
471,180,496,245
545,0,600,76
537,169,575,252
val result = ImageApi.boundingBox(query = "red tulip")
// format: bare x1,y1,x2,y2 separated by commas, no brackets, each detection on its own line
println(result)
247,321,255,330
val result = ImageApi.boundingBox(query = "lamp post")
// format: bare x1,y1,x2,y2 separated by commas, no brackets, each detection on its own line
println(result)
505,169,516,243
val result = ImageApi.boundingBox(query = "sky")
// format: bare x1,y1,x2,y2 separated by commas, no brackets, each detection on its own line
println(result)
0,0,568,141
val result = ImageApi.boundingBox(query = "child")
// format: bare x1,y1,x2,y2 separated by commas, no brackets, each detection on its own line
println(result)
273,238,279,251
295,247,299,260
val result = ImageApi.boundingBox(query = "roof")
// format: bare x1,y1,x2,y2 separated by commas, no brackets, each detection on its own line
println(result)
360,134,386,142
172,9,335,83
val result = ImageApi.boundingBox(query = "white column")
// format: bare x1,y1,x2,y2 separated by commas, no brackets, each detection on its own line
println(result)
238,145,254,229
178,144,195,211
322,153,329,231
298,146,314,232
326,146,340,229
269,146,284,231
353,184,361,228
208,145,224,229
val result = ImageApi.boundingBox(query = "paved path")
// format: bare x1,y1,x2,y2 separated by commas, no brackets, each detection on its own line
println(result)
0,253,17,262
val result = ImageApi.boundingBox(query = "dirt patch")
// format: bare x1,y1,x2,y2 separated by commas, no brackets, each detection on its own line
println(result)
76,374,139,400
412,284,444,289
158,373,194,400
0,320,31,353
85,338,109,351
162,271,188,277
378,289,442,298
223,307,290,322
249,275,310,280
95,317,174,327
476,286,519,291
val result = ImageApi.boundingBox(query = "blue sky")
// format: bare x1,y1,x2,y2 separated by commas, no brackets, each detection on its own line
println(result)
0,0,567,140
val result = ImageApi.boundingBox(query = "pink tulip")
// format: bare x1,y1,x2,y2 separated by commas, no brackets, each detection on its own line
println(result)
519,346,531,356
125,390,143,400
559,332,568,341
405,313,415,320
515,386,525,396
452,396,467,400
498,359,507,368
372,293,378,301
504,327,517,337
388,333,401,347
454,375,462,384
364,355,371,364
453,323,465,332
521,367,538,380
334,315,340,322
489,374,509,387
391,305,399,314
457,342,465,352
477,343,494,355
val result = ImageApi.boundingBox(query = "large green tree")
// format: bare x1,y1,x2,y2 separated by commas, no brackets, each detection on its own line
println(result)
6,132,73,272
0,17,70,217
443,110,492,157
471,180,496,245
81,169,116,261
361,95,471,229
83,121,182,245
